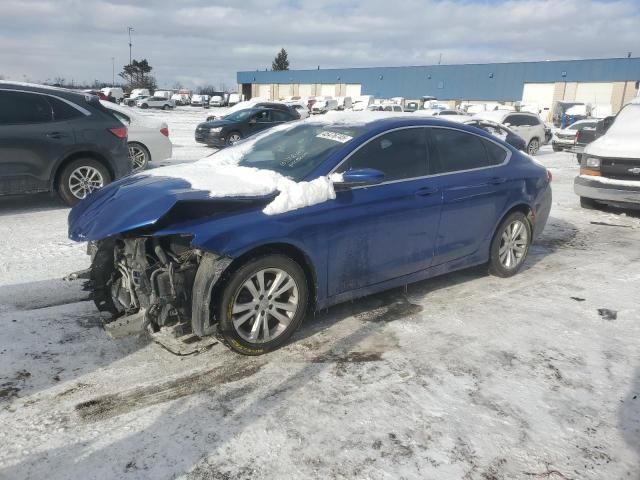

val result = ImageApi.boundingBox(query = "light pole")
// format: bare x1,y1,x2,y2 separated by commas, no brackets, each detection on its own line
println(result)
111,57,115,86
128,27,134,65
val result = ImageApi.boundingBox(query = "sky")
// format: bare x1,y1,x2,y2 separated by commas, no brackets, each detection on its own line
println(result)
1,0,639,89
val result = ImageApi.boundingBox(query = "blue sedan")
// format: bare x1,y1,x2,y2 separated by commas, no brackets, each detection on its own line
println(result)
68,116,552,355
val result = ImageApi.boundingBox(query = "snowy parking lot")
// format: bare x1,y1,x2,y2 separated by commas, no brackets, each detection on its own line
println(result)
1,107,639,479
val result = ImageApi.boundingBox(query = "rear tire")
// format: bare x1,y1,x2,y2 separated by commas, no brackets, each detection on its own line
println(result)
527,138,541,155
216,255,309,355
552,144,562,152
580,196,599,210
488,211,532,278
163,104,169,110
57,158,112,206
128,142,150,172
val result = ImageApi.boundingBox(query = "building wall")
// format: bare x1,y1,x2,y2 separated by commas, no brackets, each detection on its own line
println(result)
238,57,640,102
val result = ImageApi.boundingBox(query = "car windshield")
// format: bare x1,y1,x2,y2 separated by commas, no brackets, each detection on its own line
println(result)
237,123,364,181
224,110,255,122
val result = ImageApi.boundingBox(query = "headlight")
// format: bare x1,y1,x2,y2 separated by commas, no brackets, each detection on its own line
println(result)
209,127,222,133
585,156,601,168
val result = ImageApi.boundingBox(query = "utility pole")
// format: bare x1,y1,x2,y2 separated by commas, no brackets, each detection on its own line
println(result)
111,57,115,86
128,27,134,65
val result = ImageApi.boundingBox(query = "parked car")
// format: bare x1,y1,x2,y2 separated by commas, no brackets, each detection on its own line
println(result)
574,99,640,210
0,82,130,205
191,95,210,107
382,103,404,112
195,107,299,147
543,123,552,144
101,101,172,172
473,110,546,155
227,93,241,106
209,95,224,107
206,102,300,122
101,87,124,103
464,119,527,151
68,116,552,354
434,109,466,117
83,89,108,101
286,102,310,119
122,95,149,107
573,116,616,162
352,95,374,111
130,88,151,99
405,101,420,112
153,90,173,100
551,119,598,152
336,96,352,110
171,93,190,106
136,96,174,110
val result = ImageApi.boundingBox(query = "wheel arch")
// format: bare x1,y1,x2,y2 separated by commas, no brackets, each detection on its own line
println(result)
494,203,535,240
218,242,319,313
51,151,115,191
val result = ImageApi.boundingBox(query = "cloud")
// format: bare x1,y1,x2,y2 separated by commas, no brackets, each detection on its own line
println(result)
1,0,639,88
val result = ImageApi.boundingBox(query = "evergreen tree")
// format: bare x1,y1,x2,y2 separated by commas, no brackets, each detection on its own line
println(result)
272,48,290,71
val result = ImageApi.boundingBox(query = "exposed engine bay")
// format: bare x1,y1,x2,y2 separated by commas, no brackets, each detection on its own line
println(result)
88,235,213,340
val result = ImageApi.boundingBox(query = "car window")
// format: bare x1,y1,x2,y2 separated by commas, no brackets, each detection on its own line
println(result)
0,90,53,124
255,111,271,123
272,110,292,122
110,110,130,126
337,128,428,182
428,128,506,174
503,115,520,127
48,96,83,121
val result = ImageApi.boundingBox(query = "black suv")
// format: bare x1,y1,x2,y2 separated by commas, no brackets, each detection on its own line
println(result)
0,82,131,205
196,107,298,147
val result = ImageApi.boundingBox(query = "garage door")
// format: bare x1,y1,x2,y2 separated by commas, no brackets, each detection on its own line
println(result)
522,83,555,119
298,84,313,98
575,82,613,105
277,84,293,99
320,84,335,97
345,84,362,97
257,84,271,100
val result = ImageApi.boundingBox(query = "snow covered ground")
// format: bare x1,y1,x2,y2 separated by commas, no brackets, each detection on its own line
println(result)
0,109,639,479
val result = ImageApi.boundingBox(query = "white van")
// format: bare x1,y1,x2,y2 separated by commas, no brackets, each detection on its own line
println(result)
311,97,338,114
352,95,374,111
101,87,124,102
227,93,241,106
574,98,640,209
336,96,352,110
130,88,150,99
154,90,172,99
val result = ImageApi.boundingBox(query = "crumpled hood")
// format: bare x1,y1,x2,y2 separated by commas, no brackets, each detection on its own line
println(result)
67,172,275,242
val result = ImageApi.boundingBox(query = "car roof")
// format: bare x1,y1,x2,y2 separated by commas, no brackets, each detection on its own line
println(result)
0,81,90,103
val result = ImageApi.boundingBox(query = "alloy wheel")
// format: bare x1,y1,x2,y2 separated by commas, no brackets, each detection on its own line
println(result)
129,145,148,172
498,220,529,269
230,268,299,344
228,133,241,144
68,166,104,199
528,138,540,155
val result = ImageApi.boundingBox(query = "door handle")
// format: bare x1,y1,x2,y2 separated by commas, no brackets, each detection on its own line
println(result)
46,132,68,139
489,177,507,185
415,186,439,197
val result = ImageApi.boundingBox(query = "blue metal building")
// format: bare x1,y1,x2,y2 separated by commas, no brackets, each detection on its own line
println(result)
237,57,640,101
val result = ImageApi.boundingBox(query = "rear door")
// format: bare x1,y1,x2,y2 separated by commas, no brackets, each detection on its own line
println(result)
0,90,77,194
426,127,512,265
327,127,442,295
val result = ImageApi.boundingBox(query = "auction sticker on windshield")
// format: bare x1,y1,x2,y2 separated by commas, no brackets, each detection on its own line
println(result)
316,131,353,143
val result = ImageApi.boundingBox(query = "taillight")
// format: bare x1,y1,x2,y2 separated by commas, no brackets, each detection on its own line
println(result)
109,127,127,139
160,127,169,137
547,169,552,182
574,130,579,145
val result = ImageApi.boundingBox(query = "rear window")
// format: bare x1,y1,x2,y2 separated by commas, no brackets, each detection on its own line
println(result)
428,128,507,174
48,96,83,121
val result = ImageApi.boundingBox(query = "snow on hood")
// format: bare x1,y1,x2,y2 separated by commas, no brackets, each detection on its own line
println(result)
585,104,640,159
145,122,343,215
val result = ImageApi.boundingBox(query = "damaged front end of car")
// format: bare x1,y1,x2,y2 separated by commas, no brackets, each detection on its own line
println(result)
87,235,230,340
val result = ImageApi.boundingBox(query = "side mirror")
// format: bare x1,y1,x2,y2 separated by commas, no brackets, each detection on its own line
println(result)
335,168,385,190
249,118,257,125
503,122,511,127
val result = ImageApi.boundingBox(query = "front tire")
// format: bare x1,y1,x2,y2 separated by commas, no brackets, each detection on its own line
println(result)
216,255,309,355
163,104,169,110
527,137,541,155
226,131,242,146
552,144,562,152
57,158,111,206
489,212,532,278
